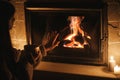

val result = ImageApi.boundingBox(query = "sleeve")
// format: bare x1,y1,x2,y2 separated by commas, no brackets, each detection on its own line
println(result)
12,48,21,63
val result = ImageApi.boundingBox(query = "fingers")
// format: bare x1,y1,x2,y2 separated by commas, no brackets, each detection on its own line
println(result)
34,46,40,54
42,31,59,46
33,46,43,62
52,32,59,45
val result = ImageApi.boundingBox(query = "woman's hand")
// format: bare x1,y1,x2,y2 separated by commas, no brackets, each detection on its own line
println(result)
24,45,42,65
42,31,60,52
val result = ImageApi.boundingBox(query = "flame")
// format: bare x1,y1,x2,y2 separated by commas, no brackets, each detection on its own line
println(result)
63,16,91,48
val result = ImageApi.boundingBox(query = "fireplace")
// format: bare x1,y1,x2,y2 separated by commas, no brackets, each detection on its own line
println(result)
24,1,108,65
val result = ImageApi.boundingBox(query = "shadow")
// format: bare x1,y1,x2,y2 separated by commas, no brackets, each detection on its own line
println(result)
102,67,111,73
102,67,120,79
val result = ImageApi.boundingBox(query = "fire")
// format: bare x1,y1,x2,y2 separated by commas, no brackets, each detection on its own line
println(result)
63,16,91,48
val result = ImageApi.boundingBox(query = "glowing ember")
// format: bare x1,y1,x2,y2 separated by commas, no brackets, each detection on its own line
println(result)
63,16,91,48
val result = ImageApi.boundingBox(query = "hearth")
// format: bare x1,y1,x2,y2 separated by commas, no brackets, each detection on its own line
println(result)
24,1,108,65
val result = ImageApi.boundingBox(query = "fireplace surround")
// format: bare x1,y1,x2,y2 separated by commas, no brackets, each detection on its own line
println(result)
24,1,108,66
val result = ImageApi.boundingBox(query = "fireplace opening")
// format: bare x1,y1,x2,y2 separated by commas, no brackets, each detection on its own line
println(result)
24,1,108,65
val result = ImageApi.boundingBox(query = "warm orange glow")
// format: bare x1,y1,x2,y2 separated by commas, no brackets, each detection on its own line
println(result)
63,16,91,48
11,39,27,50
10,27,27,50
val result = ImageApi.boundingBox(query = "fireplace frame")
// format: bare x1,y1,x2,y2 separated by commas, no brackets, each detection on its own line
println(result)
24,1,108,65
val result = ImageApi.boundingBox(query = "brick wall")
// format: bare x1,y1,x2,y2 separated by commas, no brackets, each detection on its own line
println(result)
9,0,27,50
107,0,120,65
9,0,120,64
